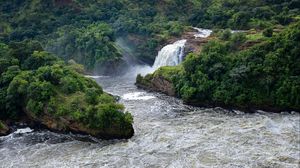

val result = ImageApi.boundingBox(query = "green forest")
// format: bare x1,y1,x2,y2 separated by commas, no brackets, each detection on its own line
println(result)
1,0,299,66
0,0,300,138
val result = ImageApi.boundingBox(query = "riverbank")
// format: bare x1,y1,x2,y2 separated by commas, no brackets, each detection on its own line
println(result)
135,23,300,113
136,69,299,113
1,74,299,167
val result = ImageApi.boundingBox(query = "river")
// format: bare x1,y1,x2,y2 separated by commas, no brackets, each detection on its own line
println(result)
0,69,299,168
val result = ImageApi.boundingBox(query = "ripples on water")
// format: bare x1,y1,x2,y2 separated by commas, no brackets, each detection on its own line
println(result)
0,75,299,168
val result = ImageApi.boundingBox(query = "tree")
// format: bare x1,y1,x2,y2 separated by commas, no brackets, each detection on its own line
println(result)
23,51,59,70
263,27,273,37
220,29,232,41
0,65,20,86
61,76,80,94
27,81,54,102
9,40,43,64
229,32,247,50
85,87,101,105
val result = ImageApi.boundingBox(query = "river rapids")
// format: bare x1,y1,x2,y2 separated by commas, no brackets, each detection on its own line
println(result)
0,73,299,168
0,28,299,168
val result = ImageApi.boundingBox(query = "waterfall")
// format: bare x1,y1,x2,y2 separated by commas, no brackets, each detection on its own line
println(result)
152,39,187,69
193,27,212,38
152,27,213,70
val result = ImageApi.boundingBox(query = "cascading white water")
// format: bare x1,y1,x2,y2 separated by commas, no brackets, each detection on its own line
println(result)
193,27,244,38
193,27,212,38
152,28,214,70
152,39,187,69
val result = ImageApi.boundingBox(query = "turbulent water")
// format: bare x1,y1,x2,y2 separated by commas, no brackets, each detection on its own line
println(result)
0,29,299,167
152,40,187,69
0,71,299,168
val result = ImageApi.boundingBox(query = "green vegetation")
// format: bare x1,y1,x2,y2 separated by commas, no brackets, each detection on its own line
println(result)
1,0,298,65
136,66,182,88
138,22,299,112
152,66,183,81
0,121,4,129
263,28,274,37
0,40,133,137
46,23,122,69
162,22,300,112
246,32,265,41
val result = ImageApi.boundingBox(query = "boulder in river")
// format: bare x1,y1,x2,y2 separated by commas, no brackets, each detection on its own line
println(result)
0,121,10,136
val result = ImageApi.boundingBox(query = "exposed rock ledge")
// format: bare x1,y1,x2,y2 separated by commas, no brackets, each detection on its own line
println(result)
136,72,176,97
166,27,211,56
22,108,134,140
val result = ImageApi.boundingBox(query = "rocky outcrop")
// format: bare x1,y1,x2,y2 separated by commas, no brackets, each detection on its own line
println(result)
0,103,134,139
23,108,134,140
166,27,211,56
0,121,10,136
136,74,176,97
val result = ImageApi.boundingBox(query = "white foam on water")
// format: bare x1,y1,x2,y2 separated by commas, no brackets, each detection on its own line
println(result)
193,27,213,38
124,65,155,77
14,127,33,134
231,30,246,33
122,92,155,100
85,75,109,79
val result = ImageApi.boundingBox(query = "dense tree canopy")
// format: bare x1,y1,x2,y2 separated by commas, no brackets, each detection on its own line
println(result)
0,40,133,132
1,0,298,66
172,22,300,111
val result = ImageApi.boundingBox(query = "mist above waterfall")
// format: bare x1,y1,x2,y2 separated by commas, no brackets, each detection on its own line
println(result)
116,37,138,65
103,37,189,77
115,38,189,77
92,28,213,77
